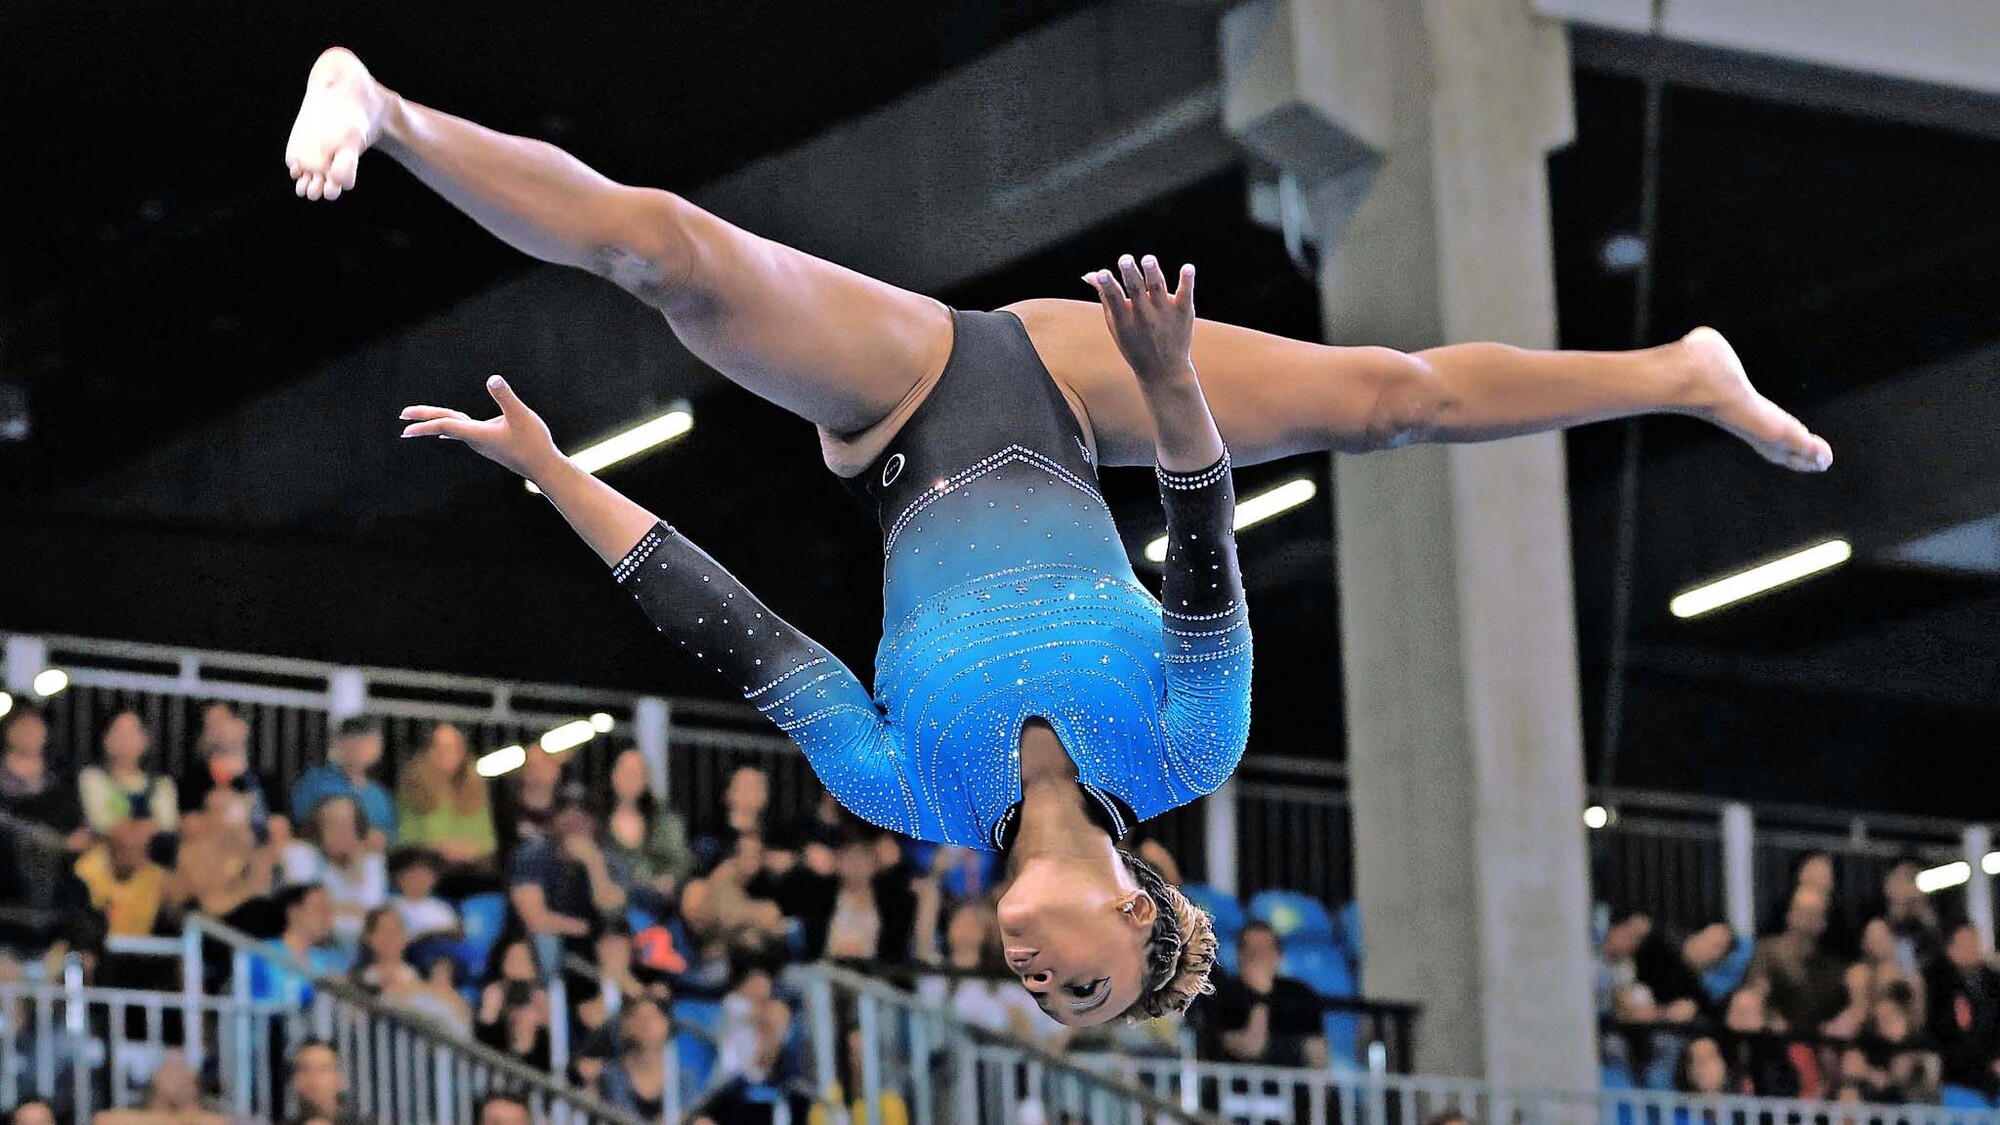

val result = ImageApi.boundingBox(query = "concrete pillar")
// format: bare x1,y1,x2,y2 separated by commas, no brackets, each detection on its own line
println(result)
1722,802,1758,938
4,635,47,693
1205,778,1241,896
1966,825,1995,955
634,696,672,803
326,667,368,722
1224,0,1595,1086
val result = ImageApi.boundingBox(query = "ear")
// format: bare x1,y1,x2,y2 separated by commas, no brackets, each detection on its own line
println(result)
1120,891,1159,929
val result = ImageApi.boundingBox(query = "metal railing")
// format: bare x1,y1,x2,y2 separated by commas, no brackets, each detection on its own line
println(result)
796,961,1224,1125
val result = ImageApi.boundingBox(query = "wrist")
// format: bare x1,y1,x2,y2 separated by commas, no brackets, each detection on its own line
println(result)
1135,363,1201,396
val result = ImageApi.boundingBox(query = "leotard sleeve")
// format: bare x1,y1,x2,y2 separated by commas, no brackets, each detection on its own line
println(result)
1155,451,1253,794
612,523,915,833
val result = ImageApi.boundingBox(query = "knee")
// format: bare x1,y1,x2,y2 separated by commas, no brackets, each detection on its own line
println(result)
1358,348,1447,452
588,188,701,306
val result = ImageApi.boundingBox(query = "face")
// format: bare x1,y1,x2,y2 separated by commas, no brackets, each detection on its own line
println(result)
1725,988,1766,1033
395,861,438,901
292,1044,344,1113
109,820,154,874
946,902,996,963
427,724,467,776
725,767,769,817
835,841,876,887
318,799,361,856
1685,1038,1728,1093
1797,854,1835,893
996,862,1155,1027
1682,923,1733,971
622,998,669,1049
611,749,649,802
4,712,47,758
1863,918,1895,961
366,911,407,962
1884,863,1921,906
479,1099,532,1125
297,889,334,943
1948,925,1983,969
501,941,536,982
1786,891,1828,939
1238,926,1281,973
10,1104,55,1125
338,731,384,773
522,744,562,788
200,704,247,757
150,1050,198,1108
1603,915,1653,959
103,711,148,766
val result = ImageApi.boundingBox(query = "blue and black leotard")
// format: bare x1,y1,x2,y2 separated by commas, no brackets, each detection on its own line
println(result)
612,309,1251,849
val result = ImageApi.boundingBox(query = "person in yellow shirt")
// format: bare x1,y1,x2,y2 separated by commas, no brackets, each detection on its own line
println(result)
807,1028,912,1125
74,819,168,937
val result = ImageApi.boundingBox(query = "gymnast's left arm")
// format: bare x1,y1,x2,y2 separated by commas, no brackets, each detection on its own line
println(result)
399,377,914,829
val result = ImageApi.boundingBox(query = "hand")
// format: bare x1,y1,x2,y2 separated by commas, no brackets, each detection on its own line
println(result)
1084,254,1198,384
401,376,563,482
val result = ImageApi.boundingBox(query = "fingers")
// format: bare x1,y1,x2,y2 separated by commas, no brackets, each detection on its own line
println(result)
485,374,530,419
397,406,471,423
399,418,477,441
1177,262,1196,304
1117,254,1146,301
1139,255,1169,297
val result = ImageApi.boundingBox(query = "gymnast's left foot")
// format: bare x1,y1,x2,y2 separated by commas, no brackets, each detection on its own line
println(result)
1682,326,1833,473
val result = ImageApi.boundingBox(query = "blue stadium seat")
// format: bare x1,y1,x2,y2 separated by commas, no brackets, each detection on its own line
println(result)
1213,934,1238,975
1701,934,1753,1005
1248,889,1335,943
1335,900,1363,975
1281,941,1355,999
675,1030,717,1095
1182,884,1245,939
456,892,507,979
672,997,726,1039
1943,1085,1994,1110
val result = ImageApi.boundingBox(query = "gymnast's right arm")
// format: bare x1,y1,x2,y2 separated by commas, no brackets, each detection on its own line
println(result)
400,378,912,826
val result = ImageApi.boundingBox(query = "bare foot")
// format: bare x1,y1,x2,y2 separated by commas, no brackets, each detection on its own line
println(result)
284,48,388,202
1682,327,1833,473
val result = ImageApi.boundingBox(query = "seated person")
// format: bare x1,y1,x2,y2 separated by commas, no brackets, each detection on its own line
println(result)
290,717,395,848
601,747,694,916
0,702,91,853
476,939,552,1072
78,709,179,836
282,796,387,953
394,722,497,888
167,788,280,938
177,700,285,846
75,818,170,938
387,848,461,944
349,905,470,1033
1198,922,1326,1067
90,1048,228,1125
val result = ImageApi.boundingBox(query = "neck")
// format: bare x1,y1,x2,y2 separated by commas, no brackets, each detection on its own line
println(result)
110,761,145,780
1005,776,1114,876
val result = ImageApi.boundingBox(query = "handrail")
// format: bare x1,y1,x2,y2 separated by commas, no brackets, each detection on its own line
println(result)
799,960,1227,1125
185,913,649,1125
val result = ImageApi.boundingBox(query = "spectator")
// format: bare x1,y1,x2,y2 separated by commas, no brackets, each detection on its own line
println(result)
78,709,178,836
177,701,283,846
74,818,169,938
8,1100,56,1125
680,835,790,976
1857,993,1940,1103
794,782,847,852
694,766,770,873
1201,921,1328,1067
393,722,497,888
477,939,552,1071
263,884,350,1002
1832,917,1929,1039
350,905,470,1033
472,1093,531,1125
283,795,387,952
91,1048,228,1125
508,797,627,979
1879,857,1944,974
1748,888,1849,1034
292,717,394,848
387,848,461,944
1595,908,1654,1017
1637,921,1733,1026
716,966,794,1085
1926,922,2000,1099
601,747,694,916
167,787,279,936
0,702,90,853
1718,986,1801,1097
597,995,675,1119
287,1039,366,1125
819,836,916,964
1676,1035,1734,1095
494,743,566,853
1785,850,1856,961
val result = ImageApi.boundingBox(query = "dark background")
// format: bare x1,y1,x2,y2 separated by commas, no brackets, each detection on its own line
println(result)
3,1,1996,816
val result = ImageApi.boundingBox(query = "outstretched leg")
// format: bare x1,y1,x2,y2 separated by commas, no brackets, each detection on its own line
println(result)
286,48,950,438
1008,295,1832,472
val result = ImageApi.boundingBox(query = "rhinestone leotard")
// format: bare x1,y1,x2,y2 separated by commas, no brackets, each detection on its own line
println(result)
613,309,1251,848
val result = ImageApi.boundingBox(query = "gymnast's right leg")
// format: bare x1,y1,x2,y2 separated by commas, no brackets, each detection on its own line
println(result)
284,47,951,441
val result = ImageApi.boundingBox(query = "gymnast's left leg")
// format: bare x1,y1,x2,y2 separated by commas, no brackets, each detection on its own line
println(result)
1007,288,1832,472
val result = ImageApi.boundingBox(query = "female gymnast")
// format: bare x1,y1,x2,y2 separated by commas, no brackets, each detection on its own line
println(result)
287,48,1831,1026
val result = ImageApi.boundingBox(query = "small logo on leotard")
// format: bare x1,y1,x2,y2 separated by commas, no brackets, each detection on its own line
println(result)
882,453,906,486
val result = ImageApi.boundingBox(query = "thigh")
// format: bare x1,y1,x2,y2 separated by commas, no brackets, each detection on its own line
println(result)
661,200,956,437
1007,298,1405,467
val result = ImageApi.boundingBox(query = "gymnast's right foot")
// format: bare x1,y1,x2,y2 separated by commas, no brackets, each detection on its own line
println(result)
285,47,388,202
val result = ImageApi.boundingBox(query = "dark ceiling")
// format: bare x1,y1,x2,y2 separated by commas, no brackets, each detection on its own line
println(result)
3,2,1996,817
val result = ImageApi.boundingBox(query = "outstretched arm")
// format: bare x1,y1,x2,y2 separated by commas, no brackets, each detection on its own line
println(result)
1085,256,1251,793
401,380,916,832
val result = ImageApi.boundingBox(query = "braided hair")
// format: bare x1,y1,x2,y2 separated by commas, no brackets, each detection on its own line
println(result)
1116,848,1217,1021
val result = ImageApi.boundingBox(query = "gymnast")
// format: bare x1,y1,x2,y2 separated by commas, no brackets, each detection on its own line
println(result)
286,48,1831,1025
